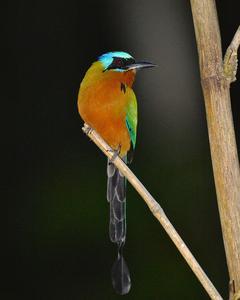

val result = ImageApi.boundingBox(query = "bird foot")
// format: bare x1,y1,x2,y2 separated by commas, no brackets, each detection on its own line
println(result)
108,145,121,162
83,123,93,135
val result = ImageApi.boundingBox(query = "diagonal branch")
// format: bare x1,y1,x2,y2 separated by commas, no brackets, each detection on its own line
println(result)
224,26,240,83
82,123,223,300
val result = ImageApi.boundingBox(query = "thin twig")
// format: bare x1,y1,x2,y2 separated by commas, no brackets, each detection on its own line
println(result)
224,26,240,83
82,123,223,300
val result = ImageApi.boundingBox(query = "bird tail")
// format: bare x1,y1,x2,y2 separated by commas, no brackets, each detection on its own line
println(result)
107,157,127,246
107,157,131,295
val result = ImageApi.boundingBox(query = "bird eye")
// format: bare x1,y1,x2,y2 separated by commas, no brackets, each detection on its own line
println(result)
105,57,132,71
114,58,123,67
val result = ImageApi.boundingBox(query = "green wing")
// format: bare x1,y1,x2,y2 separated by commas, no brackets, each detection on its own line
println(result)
126,93,137,163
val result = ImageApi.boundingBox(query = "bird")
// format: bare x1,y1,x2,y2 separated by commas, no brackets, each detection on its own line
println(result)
77,51,156,295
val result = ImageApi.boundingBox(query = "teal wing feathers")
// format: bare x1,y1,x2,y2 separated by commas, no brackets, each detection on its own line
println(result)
126,93,137,163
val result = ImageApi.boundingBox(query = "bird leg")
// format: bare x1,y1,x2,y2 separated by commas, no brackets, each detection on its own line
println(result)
108,144,121,162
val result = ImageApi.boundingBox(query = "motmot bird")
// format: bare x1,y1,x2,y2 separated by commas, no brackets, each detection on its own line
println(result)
78,51,156,294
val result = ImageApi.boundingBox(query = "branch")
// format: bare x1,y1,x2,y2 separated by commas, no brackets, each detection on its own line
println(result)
233,290,240,300
82,123,223,300
224,26,240,83
190,1,240,298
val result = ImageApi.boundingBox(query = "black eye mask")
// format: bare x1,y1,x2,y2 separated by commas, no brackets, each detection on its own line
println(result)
104,57,136,71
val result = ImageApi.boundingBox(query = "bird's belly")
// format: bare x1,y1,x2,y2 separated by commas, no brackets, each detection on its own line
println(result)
79,98,130,157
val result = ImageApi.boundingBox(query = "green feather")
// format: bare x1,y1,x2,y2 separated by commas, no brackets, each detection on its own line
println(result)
126,94,137,149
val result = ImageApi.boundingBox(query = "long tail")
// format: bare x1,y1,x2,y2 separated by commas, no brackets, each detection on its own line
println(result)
107,157,126,245
107,157,131,295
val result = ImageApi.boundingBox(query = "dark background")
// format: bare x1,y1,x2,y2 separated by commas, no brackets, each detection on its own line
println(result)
3,0,240,299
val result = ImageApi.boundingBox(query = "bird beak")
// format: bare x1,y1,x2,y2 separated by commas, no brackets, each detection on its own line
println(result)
124,61,157,71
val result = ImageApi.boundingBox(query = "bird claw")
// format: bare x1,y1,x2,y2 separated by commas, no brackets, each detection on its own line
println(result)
83,124,93,135
108,145,121,162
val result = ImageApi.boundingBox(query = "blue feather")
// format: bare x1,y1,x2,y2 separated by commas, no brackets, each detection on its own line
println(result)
98,51,133,71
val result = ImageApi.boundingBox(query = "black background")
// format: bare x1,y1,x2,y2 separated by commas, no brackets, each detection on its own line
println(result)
3,1,240,299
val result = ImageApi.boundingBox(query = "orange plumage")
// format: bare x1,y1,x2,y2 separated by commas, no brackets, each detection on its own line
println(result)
78,61,136,157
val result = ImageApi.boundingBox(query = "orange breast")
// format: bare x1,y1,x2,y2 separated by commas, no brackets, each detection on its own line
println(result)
78,65,135,157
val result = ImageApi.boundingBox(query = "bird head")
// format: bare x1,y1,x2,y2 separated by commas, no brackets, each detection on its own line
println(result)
98,51,156,73
80,52,156,89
